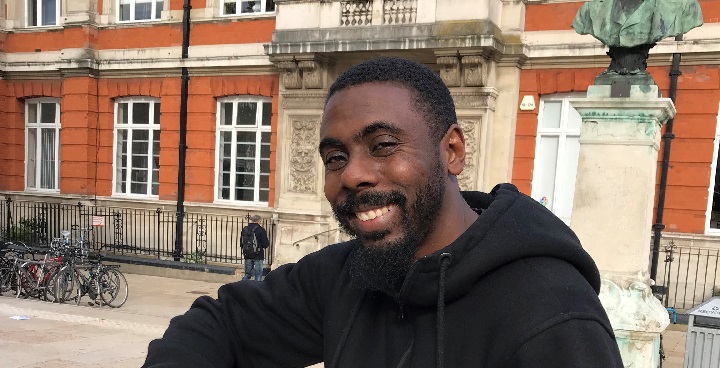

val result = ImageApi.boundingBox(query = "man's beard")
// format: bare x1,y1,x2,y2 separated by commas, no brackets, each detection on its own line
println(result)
332,160,446,296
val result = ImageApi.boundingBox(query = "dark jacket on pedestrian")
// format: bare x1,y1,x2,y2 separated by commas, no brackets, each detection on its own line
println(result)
144,184,623,368
242,223,270,260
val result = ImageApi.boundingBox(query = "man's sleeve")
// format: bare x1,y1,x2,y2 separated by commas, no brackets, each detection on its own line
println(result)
505,318,624,367
143,245,349,367
257,226,270,249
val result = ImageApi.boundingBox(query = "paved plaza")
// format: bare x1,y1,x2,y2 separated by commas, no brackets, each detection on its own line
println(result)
0,272,689,367
0,273,225,368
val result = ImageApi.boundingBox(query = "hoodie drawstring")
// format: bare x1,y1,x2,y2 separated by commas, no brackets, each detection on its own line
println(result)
329,292,366,368
436,253,452,368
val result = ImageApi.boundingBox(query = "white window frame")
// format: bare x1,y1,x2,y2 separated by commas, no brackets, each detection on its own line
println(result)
705,103,720,235
25,98,60,192
214,96,272,206
112,97,161,198
530,93,584,224
27,0,61,27
117,0,164,22
221,0,275,17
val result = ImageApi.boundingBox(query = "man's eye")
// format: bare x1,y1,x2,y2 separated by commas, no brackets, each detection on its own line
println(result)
324,152,347,171
371,141,398,156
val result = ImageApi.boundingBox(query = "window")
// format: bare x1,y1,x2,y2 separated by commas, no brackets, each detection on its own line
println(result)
216,97,272,204
114,98,161,196
531,94,583,224
222,0,275,16
28,0,60,26
706,103,720,233
25,99,60,191
118,0,164,21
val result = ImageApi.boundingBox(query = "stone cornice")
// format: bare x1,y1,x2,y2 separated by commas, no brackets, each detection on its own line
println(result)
0,64,278,79
1,70,63,80
266,20,516,56
524,50,720,69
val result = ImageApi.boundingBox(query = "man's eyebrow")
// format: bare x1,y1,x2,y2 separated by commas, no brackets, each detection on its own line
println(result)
355,121,404,141
318,137,343,153
318,121,404,152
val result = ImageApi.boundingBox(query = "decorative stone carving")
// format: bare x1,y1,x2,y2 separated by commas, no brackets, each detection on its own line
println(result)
451,89,499,110
599,274,669,333
273,55,334,91
299,60,323,89
277,61,302,90
461,55,487,87
437,56,461,87
457,119,480,191
290,118,319,194
281,92,328,110
598,273,670,367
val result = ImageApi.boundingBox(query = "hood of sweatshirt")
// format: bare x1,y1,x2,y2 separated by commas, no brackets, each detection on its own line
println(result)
397,183,600,307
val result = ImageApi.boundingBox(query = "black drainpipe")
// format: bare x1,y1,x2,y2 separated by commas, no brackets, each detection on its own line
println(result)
174,0,192,261
650,35,683,282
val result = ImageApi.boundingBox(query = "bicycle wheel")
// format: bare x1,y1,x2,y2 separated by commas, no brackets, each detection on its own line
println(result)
15,268,36,299
39,264,60,302
98,268,128,308
0,261,13,294
74,269,89,306
0,264,16,295
47,267,76,303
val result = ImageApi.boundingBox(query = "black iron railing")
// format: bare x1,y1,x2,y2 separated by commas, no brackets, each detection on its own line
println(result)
653,240,720,311
0,197,275,266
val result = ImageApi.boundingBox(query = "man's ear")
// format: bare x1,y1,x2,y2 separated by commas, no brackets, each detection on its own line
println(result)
442,124,466,176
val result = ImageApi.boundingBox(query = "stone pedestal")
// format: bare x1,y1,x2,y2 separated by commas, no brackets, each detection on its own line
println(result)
569,85,675,368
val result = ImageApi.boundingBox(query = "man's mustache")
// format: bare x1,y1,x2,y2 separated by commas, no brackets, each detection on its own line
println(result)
334,190,407,217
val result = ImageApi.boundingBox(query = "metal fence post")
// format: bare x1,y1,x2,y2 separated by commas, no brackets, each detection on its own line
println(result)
114,212,123,253
4,197,12,239
156,208,162,259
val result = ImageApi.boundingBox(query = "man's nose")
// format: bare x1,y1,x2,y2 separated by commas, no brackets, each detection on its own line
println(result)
340,155,378,191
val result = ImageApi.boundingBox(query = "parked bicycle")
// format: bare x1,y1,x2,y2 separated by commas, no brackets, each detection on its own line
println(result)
1,226,129,308
0,240,37,296
53,252,128,308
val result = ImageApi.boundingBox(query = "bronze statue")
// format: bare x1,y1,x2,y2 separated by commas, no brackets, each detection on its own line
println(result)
572,0,703,84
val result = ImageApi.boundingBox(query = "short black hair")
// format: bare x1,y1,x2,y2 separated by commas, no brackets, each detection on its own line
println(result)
326,57,457,141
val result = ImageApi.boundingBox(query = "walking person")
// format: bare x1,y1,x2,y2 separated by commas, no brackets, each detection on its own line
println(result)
241,215,269,281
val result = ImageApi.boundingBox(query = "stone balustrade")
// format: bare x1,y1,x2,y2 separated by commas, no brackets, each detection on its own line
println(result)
383,0,418,25
340,0,418,27
340,1,373,26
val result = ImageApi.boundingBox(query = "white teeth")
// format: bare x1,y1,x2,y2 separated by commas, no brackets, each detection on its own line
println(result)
356,206,391,221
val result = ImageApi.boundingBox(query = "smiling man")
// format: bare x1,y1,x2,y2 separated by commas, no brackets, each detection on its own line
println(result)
144,57,624,368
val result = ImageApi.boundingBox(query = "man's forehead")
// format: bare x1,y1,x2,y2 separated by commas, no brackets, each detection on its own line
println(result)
324,81,414,109
321,83,416,131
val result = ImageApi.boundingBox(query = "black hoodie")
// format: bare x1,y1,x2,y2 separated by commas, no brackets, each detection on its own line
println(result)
144,184,624,367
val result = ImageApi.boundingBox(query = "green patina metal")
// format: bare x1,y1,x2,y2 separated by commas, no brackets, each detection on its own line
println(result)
572,0,703,48
572,0,702,84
